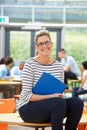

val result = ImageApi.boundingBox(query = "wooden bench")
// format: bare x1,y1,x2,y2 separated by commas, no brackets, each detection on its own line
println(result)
0,112,87,130
64,89,72,93
0,113,51,130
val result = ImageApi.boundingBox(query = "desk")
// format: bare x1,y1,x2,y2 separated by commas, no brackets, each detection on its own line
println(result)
0,80,22,95
68,79,82,89
12,78,22,82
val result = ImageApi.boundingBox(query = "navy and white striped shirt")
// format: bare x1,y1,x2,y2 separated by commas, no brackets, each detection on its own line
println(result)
18,57,64,109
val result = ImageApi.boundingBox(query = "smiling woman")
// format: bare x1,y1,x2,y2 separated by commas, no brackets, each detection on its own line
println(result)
34,31,53,64
18,29,83,130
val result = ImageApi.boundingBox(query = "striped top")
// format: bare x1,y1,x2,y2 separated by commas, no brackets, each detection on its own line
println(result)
18,57,64,109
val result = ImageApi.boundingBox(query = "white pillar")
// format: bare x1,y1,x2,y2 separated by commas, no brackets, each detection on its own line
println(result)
0,26,5,59
61,27,65,48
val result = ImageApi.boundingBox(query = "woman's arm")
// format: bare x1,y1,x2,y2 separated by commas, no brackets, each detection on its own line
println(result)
79,75,87,89
30,93,64,101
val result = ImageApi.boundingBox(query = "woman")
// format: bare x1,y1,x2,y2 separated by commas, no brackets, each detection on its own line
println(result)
72,61,87,97
18,30,83,130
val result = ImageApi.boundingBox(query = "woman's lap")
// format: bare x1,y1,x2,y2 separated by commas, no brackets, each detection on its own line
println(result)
19,97,83,123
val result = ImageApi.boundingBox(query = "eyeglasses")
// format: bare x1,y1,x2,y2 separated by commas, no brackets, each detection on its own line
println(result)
37,41,52,47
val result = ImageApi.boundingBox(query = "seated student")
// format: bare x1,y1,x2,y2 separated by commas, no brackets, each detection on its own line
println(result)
72,61,87,97
58,48,80,84
11,61,25,78
0,57,11,77
0,56,15,98
0,57,5,65
18,29,83,130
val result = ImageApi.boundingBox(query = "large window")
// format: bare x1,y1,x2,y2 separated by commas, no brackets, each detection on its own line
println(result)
65,28,87,66
66,8,87,23
10,31,30,61
0,0,87,24
6,29,61,61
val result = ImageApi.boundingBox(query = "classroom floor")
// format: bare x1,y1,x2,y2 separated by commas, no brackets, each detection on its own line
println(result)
9,125,30,130
9,125,51,130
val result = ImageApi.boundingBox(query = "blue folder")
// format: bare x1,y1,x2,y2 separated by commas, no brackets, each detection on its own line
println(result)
32,72,67,95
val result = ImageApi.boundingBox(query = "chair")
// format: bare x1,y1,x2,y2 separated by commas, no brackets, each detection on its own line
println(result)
0,98,16,130
78,108,87,130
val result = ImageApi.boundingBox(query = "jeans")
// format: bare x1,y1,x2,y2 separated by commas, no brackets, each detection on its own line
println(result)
64,71,77,84
19,97,83,130
72,87,87,97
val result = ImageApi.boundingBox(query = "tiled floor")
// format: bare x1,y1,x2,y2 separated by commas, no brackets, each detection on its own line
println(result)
9,125,30,130
9,125,33,130
9,125,51,130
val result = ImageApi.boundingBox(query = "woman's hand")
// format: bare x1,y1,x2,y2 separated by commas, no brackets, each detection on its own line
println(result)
51,93,64,98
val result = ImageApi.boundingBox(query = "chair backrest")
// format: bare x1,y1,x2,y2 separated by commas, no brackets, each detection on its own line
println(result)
0,98,16,113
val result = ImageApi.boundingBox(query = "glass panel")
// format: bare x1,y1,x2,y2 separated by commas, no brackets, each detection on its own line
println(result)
66,8,87,23
35,8,63,23
44,0,64,5
4,0,64,5
1,0,87,23
66,0,87,1
0,0,2,4
65,28,87,66
10,31,30,61
3,0,87,5
50,32,57,59
66,1,87,6
4,0,33,5
4,7,32,23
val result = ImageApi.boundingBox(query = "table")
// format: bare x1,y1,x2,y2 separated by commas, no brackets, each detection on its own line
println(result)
0,80,22,95
68,79,82,89
12,78,22,82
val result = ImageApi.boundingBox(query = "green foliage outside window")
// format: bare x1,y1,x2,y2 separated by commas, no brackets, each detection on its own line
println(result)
10,28,87,67
65,28,87,67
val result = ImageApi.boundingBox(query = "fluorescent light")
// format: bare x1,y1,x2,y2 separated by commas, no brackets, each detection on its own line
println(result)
21,23,43,30
21,22,65,30
21,22,47,30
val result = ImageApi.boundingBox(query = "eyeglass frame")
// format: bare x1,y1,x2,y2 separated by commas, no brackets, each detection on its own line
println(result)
36,40,52,47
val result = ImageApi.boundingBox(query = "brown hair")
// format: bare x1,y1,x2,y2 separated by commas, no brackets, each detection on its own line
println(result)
4,57,13,65
58,48,66,53
82,61,87,69
34,30,51,44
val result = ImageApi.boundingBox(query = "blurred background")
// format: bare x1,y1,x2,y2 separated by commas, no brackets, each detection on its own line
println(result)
0,0,87,66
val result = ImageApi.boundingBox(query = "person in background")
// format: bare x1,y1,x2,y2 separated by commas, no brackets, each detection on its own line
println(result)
0,57,5,65
0,56,13,79
72,61,87,97
11,61,25,78
58,48,80,85
0,57,10,76
0,56,15,98
18,30,83,130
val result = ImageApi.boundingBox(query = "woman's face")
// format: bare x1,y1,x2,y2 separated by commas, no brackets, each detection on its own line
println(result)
35,35,53,56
